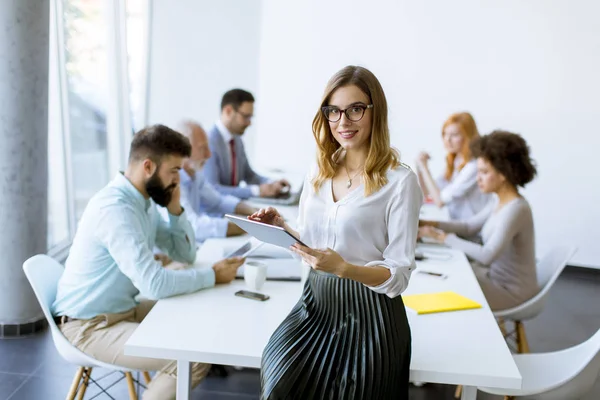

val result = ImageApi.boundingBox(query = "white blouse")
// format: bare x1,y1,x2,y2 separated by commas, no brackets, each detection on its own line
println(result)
296,164,423,298
436,159,491,220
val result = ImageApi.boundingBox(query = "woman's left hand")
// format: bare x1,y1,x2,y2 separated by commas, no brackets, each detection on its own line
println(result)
290,244,347,277
418,226,447,242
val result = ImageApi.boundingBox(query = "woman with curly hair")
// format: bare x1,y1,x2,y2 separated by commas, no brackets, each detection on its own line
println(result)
419,130,538,311
250,65,422,399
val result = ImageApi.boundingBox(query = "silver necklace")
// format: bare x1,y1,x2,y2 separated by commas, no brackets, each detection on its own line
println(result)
344,163,363,188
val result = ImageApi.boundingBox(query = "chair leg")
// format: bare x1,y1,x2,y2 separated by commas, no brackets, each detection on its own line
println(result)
498,317,507,336
76,367,92,400
66,367,85,400
454,385,463,398
125,372,138,400
143,371,152,385
504,396,515,400
516,321,530,353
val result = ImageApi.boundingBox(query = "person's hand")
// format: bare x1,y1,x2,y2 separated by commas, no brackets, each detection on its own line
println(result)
415,151,430,170
418,226,447,242
212,257,245,284
277,179,291,193
167,184,183,215
290,244,348,277
154,253,172,267
249,207,285,228
259,183,279,198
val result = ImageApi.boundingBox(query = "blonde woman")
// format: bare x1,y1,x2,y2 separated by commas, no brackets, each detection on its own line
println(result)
417,112,490,220
250,66,422,399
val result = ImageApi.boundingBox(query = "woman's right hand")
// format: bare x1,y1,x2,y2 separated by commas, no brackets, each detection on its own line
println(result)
249,207,285,228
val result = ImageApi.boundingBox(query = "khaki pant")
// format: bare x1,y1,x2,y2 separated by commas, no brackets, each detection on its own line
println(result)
472,264,521,311
60,301,210,400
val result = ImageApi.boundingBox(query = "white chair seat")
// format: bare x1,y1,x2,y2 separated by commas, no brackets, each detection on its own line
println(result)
479,327,600,400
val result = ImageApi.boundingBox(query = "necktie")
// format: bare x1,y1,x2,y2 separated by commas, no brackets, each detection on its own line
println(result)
229,138,237,186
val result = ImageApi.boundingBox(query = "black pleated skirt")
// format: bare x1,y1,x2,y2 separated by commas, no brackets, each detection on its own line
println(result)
260,269,411,400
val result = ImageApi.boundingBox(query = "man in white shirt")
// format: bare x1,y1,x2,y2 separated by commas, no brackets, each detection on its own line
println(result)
203,88,290,199
178,120,258,242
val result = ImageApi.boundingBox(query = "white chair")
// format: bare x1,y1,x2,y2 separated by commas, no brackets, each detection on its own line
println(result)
494,246,578,353
479,326,600,399
23,254,152,400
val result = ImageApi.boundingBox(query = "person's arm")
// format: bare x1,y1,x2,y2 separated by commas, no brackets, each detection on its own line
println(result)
234,201,258,216
444,201,526,265
97,205,215,300
198,176,241,216
417,169,430,197
361,172,423,297
438,161,479,206
177,186,229,242
433,200,493,237
417,162,444,207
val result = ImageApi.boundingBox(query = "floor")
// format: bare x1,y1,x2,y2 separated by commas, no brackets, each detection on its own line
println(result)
1,267,599,400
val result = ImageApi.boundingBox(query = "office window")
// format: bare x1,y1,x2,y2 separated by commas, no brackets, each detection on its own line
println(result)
63,0,111,218
47,0,149,254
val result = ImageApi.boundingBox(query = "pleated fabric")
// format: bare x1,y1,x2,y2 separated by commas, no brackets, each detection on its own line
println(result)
260,269,411,400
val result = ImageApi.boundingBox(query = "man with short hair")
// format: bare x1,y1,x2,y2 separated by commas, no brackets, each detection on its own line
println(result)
52,124,244,400
204,88,290,199
178,120,258,242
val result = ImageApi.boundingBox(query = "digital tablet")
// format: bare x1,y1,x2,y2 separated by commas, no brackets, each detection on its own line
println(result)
225,214,308,249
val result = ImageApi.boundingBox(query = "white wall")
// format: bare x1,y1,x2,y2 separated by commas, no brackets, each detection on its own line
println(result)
147,0,262,155
254,0,600,267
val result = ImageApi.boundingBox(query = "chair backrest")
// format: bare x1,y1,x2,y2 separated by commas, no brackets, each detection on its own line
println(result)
540,327,600,400
494,246,577,319
23,255,98,367
536,246,577,289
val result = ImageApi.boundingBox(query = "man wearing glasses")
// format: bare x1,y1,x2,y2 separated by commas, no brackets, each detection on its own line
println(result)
204,89,290,199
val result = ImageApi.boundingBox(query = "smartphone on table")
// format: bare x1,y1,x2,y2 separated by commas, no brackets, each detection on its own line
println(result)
235,290,270,301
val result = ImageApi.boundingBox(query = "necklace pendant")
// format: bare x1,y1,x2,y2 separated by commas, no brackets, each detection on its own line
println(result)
346,179,352,188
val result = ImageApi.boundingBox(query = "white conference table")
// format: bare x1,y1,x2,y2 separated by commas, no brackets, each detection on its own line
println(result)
125,203,520,399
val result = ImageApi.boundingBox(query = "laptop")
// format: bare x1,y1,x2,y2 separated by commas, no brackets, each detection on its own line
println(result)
249,185,302,206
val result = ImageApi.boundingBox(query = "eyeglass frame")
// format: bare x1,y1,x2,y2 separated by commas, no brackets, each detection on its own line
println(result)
321,103,374,123
234,108,253,121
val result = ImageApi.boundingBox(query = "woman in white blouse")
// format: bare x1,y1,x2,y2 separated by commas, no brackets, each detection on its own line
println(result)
416,112,490,220
250,66,422,400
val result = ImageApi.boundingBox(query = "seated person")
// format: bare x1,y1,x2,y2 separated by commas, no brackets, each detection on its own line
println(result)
204,88,289,199
178,120,258,242
52,124,245,400
419,130,538,311
416,112,491,220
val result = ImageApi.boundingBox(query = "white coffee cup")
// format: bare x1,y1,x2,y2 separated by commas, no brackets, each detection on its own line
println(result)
244,261,268,291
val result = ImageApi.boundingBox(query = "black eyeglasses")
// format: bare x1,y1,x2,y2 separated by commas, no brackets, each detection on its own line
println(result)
234,109,253,121
321,104,373,123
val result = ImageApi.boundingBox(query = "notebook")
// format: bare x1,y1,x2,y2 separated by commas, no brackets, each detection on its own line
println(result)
402,291,481,315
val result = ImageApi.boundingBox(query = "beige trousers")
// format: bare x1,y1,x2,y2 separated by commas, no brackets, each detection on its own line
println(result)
472,264,522,311
60,300,210,400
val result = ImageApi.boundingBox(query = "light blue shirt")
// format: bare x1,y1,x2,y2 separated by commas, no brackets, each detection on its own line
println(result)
178,169,240,242
52,173,216,319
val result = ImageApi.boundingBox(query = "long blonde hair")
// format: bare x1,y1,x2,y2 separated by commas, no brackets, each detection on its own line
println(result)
311,66,400,196
442,112,479,181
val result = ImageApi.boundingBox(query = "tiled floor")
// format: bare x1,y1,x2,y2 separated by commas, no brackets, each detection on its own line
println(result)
1,267,599,400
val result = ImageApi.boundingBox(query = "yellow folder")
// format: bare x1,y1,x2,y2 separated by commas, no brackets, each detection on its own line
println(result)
402,291,482,314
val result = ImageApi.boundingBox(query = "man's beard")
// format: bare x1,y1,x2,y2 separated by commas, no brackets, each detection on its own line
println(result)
145,171,175,207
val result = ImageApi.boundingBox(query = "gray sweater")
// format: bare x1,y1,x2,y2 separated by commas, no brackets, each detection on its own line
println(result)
438,197,538,301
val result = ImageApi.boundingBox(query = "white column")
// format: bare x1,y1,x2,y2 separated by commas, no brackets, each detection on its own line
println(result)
0,1,50,328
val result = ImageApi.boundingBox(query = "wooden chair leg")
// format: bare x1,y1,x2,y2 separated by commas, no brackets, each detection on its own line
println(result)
498,317,507,337
454,385,463,398
504,396,515,400
143,371,152,385
516,321,530,353
125,372,138,400
66,367,85,400
76,367,92,400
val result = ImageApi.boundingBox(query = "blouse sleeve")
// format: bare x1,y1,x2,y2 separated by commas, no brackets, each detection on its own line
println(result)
439,161,478,204
367,170,423,298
